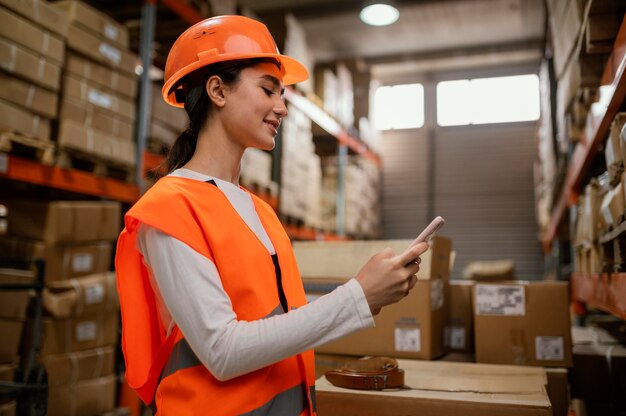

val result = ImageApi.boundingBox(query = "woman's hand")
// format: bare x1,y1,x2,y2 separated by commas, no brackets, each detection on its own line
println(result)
355,242,429,315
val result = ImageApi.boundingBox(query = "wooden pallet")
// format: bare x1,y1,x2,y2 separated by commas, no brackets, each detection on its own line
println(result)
0,131,55,165
56,148,136,183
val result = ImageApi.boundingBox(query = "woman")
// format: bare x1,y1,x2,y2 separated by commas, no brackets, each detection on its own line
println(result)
115,15,427,416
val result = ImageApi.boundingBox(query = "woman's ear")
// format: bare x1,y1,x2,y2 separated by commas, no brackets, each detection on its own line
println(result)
206,75,227,108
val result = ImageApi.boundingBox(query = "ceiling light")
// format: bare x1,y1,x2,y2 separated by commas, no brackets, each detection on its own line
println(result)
360,2,400,27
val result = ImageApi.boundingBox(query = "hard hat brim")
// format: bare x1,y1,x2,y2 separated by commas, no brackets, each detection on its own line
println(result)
162,53,309,108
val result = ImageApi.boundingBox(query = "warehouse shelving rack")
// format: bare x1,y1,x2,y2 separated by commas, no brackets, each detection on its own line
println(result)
0,258,48,416
543,17,626,320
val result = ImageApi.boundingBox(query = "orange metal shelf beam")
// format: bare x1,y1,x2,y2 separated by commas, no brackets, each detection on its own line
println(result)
543,17,626,252
159,0,203,24
0,154,140,203
572,272,626,320
284,88,382,167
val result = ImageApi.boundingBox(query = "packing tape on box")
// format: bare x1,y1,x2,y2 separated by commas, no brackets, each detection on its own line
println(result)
94,346,105,379
26,86,36,108
69,352,79,384
31,115,41,138
3,44,17,72
42,32,50,56
37,57,45,81
111,70,118,91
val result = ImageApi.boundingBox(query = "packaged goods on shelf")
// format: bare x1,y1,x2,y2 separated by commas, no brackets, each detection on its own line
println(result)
53,0,129,49
26,311,118,357
57,119,136,168
43,272,118,319
0,74,58,119
445,280,475,353
0,0,69,38
0,238,112,283
473,281,573,367
295,237,452,359
62,75,136,123
0,38,62,91
316,359,552,416
65,53,137,101
0,268,31,320
5,200,121,243
0,7,64,64
55,6,136,76
283,13,313,95
46,374,117,416
0,98,50,142
43,345,115,387
60,98,134,143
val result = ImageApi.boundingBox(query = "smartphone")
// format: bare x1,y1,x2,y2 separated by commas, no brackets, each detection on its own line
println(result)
410,216,445,247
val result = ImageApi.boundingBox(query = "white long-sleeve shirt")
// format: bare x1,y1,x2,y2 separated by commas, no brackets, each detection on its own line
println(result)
136,168,374,381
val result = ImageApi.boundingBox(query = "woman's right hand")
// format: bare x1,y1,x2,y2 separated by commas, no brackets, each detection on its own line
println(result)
355,242,429,315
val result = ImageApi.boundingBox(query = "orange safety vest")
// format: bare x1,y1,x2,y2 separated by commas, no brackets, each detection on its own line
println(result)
115,177,317,415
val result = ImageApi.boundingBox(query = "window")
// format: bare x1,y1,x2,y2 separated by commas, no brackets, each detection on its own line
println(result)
373,83,424,130
437,74,540,126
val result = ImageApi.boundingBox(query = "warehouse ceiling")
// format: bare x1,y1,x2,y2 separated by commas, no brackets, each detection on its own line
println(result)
85,0,546,78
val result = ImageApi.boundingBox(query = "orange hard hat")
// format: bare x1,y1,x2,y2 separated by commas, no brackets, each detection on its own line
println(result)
162,15,309,107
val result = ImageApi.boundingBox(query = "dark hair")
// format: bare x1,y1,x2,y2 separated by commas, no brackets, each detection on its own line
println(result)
163,58,281,174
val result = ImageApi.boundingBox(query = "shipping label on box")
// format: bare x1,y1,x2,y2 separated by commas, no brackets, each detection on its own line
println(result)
475,284,525,316
445,280,474,353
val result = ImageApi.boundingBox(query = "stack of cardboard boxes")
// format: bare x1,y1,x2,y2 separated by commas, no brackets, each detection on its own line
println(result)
294,237,574,416
148,82,187,155
0,200,122,416
52,0,137,177
0,0,68,159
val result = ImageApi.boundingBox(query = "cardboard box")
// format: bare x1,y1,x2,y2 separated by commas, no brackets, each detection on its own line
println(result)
65,53,137,100
0,0,69,38
546,368,569,416
0,7,64,64
316,359,552,416
0,38,62,91
0,362,16,382
44,272,118,318
65,23,136,76
151,83,187,132
445,280,475,353
474,281,573,367
0,401,16,416
53,0,128,49
0,238,112,284
6,200,121,243
35,311,118,356
307,277,449,360
293,236,452,281
0,319,23,363
47,374,117,416
60,98,133,142
0,98,50,142
43,346,115,386
0,267,33,319
62,74,135,123
57,119,136,166
0,73,58,119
